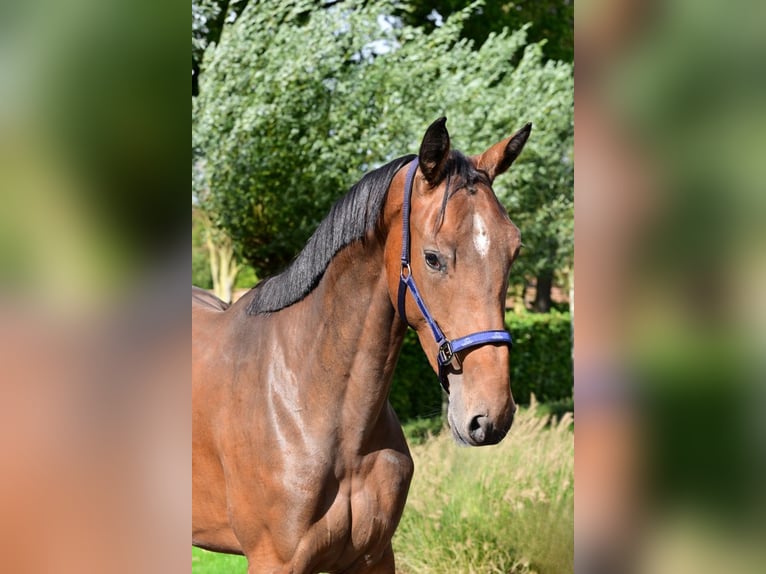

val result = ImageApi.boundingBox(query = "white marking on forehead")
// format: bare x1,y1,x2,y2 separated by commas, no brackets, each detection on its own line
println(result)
473,213,490,258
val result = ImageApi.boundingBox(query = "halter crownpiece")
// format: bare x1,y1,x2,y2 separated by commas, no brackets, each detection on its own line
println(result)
397,158,513,393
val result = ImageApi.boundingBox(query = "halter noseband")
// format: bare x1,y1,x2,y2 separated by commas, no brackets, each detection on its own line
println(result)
397,158,513,393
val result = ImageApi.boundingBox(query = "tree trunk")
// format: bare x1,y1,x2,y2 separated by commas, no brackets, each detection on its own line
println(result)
205,233,240,303
533,270,553,313
200,210,241,304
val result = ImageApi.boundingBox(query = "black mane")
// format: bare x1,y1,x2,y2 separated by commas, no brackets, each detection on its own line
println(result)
246,154,416,315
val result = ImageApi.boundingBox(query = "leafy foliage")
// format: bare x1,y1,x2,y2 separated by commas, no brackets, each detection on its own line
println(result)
193,0,251,95
401,0,574,63
193,0,572,285
505,309,573,404
390,329,444,420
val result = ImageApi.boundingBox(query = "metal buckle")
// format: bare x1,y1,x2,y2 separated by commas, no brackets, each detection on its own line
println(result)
438,340,453,366
400,262,411,280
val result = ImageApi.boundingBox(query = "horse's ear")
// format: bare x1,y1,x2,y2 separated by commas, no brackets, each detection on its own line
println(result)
418,117,451,186
475,122,532,182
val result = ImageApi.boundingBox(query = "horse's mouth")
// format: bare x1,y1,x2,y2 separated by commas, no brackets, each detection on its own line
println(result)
447,405,512,447
446,409,473,447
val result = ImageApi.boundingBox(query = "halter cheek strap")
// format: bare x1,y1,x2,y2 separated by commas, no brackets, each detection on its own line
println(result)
397,158,513,393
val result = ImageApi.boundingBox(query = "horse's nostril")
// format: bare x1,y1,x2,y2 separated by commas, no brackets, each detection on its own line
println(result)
468,415,489,444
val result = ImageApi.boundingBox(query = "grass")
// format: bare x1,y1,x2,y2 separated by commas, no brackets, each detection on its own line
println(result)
394,402,573,573
192,547,246,573
192,402,573,574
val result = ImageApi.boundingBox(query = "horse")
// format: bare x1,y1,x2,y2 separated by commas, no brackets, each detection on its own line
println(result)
192,117,531,573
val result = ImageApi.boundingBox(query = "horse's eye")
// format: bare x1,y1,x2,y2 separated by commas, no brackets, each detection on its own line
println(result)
424,251,441,270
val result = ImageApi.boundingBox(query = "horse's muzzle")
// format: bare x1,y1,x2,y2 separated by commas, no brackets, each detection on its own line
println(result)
467,406,515,446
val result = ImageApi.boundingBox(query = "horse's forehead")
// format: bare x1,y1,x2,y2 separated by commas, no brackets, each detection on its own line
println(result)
445,187,514,238
472,211,492,259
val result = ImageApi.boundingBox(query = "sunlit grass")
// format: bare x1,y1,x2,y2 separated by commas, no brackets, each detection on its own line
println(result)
192,547,246,573
394,402,574,574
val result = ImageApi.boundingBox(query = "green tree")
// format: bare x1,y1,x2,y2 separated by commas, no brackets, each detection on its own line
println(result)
400,0,573,63
193,0,251,96
193,0,572,291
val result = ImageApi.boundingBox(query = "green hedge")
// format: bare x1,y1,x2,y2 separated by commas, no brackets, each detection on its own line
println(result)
506,310,574,404
389,310,573,421
389,329,442,420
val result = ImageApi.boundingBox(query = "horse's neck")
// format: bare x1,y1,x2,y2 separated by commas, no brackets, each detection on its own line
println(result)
271,239,406,443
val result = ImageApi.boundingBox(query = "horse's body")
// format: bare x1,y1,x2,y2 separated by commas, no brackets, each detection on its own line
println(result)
193,118,531,573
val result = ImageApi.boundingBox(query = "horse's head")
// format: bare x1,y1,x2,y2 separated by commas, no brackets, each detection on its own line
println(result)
386,117,530,446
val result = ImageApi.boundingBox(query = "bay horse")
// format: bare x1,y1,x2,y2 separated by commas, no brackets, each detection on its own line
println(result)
192,117,531,573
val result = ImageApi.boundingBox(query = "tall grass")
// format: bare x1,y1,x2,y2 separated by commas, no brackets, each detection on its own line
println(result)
394,403,573,574
192,403,573,574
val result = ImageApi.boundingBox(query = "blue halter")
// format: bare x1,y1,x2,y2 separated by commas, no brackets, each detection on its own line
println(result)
397,158,513,393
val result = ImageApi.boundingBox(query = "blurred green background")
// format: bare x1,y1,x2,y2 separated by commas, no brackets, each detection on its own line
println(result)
576,0,766,572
